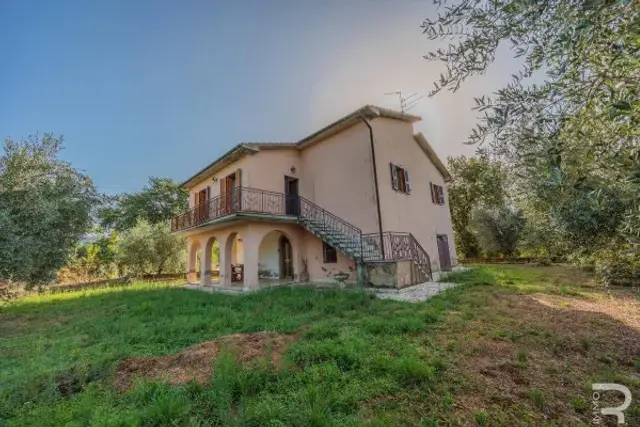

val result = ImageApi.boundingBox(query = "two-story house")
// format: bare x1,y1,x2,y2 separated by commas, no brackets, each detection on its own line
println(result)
172,105,456,291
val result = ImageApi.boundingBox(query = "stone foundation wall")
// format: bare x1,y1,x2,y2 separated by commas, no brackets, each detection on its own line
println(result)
365,260,418,289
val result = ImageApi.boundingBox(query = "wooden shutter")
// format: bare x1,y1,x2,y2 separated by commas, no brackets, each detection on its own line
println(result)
390,163,399,191
235,169,242,211
403,169,411,194
220,177,227,213
430,182,435,204
205,186,210,217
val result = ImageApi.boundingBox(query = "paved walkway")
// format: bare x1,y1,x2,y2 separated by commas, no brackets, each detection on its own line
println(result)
370,281,458,302
185,278,460,302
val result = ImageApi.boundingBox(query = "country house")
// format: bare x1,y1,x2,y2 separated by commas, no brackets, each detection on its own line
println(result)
172,105,456,290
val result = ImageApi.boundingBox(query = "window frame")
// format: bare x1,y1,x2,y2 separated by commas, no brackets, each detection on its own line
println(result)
322,241,338,263
390,163,411,195
430,182,445,206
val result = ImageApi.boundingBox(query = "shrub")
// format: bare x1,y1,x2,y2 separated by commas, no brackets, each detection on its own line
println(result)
591,247,640,287
528,388,545,409
474,411,488,426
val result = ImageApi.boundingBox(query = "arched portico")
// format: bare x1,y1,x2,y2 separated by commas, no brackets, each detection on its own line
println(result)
200,236,219,286
258,229,297,283
186,222,303,291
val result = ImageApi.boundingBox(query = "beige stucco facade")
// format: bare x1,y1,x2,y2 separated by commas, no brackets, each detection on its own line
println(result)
175,105,456,290
370,117,457,271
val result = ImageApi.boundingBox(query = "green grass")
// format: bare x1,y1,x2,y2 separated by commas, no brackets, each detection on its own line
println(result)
1,265,638,426
0,282,463,426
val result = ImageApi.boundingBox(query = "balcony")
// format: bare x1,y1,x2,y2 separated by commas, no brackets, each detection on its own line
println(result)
171,187,300,232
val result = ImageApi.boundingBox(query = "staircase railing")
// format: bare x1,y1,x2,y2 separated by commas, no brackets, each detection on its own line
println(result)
362,232,432,281
298,196,363,261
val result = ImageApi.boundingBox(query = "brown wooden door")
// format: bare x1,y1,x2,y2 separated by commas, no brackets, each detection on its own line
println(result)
220,173,238,215
436,234,452,272
197,189,207,222
279,235,293,279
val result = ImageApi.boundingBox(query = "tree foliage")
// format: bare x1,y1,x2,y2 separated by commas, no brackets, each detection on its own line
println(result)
0,134,99,287
98,177,188,232
471,205,525,257
118,219,186,275
447,156,506,257
57,233,120,284
425,0,640,280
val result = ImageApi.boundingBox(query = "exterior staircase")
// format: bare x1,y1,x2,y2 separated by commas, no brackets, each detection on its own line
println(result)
296,197,379,262
297,196,432,282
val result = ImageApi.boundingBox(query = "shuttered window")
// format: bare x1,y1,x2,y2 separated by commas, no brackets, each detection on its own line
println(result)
390,163,411,194
430,182,445,205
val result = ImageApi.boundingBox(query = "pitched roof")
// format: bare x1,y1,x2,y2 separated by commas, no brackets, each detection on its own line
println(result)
180,105,422,189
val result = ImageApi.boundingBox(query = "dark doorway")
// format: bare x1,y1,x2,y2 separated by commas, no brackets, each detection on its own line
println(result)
279,235,293,279
284,176,299,215
436,234,452,272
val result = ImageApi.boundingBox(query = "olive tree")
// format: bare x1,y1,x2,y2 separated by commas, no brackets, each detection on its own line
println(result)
118,219,186,276
0,134,98,287
423,1,639,274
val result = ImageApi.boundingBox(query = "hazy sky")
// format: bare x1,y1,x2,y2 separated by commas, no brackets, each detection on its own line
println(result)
0,1,520,194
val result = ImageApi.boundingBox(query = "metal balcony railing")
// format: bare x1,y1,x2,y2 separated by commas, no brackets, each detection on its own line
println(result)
171,187,292,232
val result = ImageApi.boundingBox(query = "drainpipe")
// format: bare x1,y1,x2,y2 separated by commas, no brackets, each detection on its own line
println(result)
359,112,385,260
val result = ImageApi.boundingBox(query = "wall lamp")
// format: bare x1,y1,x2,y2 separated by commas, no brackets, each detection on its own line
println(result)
290,166,297,174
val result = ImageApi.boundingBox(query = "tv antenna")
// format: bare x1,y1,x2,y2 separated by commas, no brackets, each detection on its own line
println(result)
384,91,424,112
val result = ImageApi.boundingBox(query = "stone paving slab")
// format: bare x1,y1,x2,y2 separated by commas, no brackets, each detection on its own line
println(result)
184,280,459,302
371,282,458,302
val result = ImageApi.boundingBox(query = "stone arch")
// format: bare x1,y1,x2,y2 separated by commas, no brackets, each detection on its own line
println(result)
258,229,297,281
223,231,244,286
201,236,219,285
187,239,201,283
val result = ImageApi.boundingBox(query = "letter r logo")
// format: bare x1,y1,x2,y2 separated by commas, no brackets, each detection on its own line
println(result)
592,383,632,424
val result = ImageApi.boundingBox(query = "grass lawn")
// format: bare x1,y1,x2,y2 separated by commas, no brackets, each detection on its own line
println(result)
1,265,638,426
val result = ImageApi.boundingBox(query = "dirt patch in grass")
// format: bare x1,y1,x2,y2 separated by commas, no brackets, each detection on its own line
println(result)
115,331,298,391
531,293,640,330
439,292,640,425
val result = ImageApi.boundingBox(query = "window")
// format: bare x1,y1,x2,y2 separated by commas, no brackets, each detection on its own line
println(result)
322,241,337,263
430,182,445,205
390,163,411,194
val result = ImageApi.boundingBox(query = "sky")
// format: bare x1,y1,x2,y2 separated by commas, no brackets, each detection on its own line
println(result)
0,0,521,194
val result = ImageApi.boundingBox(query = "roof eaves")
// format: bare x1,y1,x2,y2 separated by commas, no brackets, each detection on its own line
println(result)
179,144,258,189
296,105,421,149
413,133,452,182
